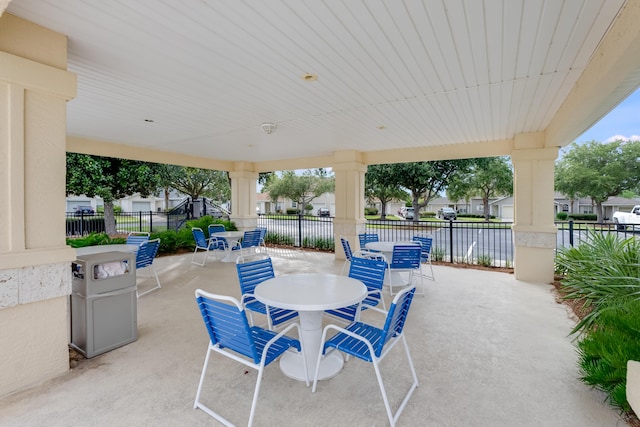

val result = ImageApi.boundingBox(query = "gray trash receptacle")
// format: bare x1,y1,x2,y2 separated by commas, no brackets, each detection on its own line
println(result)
70,251,137,358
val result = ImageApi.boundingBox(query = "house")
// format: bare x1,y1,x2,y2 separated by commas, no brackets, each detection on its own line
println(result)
257,191,335,216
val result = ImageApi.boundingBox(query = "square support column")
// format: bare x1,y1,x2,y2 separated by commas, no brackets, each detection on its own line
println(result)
229,163,258,230
511,134,558,283
332,151,367,260
0,14,77,397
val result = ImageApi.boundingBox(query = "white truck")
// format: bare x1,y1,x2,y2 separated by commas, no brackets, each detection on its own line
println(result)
612,205,640,230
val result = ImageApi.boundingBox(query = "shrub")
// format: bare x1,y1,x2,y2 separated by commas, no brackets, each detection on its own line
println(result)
265,232,295,245
577,298,640,412
420,211,436,218
431,246,445,262
476,253,493,267
556,212,568,220
568,213,597,221
364,207,379,215
285,208,300,215
185,215,236,232
302,236,335,251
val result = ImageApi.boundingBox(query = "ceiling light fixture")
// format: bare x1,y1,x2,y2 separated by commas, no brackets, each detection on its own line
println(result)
261,122,277,134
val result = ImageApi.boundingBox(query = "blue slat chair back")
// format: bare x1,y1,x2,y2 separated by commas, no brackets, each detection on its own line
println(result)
358,233,379,249
126,232,150,246
390,245,422,269
196,294,259,363
412,235,433,262
256,227,267,244
192,227,208,248
236,256,275,303
241,230,262,249
340,237,353,261
375,286,416,357
349,256,387,296
136,238,160,269
207,224,228,249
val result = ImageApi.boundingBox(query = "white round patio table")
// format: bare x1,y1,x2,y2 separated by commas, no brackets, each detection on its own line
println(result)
210,231,246,262
254,273,367,382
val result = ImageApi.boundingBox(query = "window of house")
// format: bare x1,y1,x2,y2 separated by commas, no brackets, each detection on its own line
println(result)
562,204,569,212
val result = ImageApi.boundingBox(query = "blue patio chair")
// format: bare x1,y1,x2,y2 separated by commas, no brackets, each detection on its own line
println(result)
358,232,379,250
135,238,161,298
232,230,263,256
325,256,388,323
236,254,298,330
194,289,307,427
255,226,267,248
412,235,435,281
126,231,150,246
191,227,225,266
339,236,380,275
312,286,418,427
207,223,229,250
388,244,424,296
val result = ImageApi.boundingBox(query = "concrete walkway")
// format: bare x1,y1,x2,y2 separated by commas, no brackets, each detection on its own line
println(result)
0,248,627,426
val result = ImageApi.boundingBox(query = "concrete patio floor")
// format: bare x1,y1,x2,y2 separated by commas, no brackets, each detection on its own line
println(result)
0,248,628,426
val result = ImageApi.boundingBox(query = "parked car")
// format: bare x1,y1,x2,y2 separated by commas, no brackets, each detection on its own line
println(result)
317,207,330,217
438,207,457,220
404,207,415,220
74,205,95,216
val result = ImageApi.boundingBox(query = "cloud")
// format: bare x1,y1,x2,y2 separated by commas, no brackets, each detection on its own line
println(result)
604,135,640,142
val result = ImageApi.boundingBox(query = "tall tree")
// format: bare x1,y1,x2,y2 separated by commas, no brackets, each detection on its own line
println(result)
384,160,472,216
555,140,640,221
447,157,513,220
66,154,162,235
365,164,409,219
264,169,334,213
170,167,230,201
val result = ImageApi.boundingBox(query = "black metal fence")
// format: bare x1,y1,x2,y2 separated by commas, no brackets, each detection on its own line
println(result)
65,211,178,236
69,211,639,268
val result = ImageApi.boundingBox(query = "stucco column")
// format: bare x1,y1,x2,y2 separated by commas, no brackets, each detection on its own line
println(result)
511,133,558,283
0,14,77,397
332,151,367,260
229,162,258,230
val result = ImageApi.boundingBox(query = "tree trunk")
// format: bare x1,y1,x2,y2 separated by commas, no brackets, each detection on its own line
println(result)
483,197,490,221
104,200,118,235
596,202,605,222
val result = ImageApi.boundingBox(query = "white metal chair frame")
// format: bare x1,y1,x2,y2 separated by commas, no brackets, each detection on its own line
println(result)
193,290,308,427
135,238,161,298
387,245,425,296
312,286,419,427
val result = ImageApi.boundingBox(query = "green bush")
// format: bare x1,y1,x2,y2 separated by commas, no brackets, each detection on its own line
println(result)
556,230,640,414
431,246,445,262
476,253,493,267
185,215,236,232
577,298,640,412
285,208,300,215
568,213,597,221
419,211,436,218
302,237,334,251
556,212,569,220
364,207,379,215
265,232,295,245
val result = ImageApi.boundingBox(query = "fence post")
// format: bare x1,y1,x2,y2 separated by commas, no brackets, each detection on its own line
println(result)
568,220,574,246
297,214,303,247
448,220,454,263
149,211,153,233
139,211,143,232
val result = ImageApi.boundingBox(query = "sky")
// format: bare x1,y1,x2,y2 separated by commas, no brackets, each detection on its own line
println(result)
576,87,640,143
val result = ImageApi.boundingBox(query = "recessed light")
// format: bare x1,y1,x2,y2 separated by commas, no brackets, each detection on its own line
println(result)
144,119,154,123
302,73,318,82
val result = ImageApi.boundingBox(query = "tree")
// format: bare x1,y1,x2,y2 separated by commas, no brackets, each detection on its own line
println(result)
447,157,513,220
170,167,230,201
555,140,640,221
66,154,162,235
264,170,334,213
365,164,409,219
382,160,472,216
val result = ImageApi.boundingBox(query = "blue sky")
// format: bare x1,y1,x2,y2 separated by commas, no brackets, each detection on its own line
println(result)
576,87,640,143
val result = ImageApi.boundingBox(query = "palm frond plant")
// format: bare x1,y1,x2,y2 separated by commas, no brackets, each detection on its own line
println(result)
555,230,640,335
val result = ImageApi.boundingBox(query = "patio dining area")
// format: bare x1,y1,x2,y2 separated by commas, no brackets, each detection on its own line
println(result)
0,248,625,426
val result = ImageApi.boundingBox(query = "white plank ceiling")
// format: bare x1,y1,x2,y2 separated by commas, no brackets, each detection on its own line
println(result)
4,0,632,165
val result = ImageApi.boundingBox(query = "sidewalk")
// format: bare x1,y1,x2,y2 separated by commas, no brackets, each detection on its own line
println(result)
0,248,626,426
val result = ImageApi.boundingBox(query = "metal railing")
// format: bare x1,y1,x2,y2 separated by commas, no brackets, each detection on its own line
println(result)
257,213,334,250
65,211,176,236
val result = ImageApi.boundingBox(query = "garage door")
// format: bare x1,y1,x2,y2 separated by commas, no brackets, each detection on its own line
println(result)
132,202,151,212
501,205,514,221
